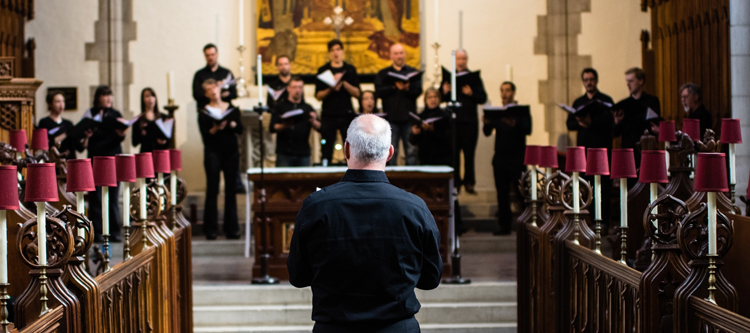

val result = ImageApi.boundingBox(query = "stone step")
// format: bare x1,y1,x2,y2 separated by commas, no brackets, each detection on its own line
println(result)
462,217,498,233
193,282,516,306
193,239,246,257
459,234,516,254
460,203,497,219
193,301,516,327
194,323,516,333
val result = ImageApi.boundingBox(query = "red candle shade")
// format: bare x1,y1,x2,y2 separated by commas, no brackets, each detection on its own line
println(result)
152,150,171,174
539,146,559,168
66,159,95,193
115,154,136,183
694,153,729,192
639,150,668,184
30,128,49,151
586,148,609,176
565,146,587,173
93,156,117,187
524,145,540,166
0,165,19,210
24,163,58,202
135,153,155,179
611,149,637,179
658,120,677,142
8,129,26,152
720,118,742,144
169,149,182,171
682,119,701,141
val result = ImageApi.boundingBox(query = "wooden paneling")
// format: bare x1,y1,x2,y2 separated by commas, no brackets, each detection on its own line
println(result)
0,1,34,78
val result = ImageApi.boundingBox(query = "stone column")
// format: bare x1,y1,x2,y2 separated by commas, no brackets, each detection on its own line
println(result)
731,0,750,214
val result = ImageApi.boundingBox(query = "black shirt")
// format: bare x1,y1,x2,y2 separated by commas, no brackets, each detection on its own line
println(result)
483,105,532,159
409,107,452,165
192,65,238,110
87,108,126,157
375,65,423,123
197,106,243,155
288,169,442,326
37,117,83,159
266,76,291,110
270,98,317,157
440,69,488,123
315,62,360,118
566,91,615,149
686,104,712,141
613,92,661,151
131,113,171,153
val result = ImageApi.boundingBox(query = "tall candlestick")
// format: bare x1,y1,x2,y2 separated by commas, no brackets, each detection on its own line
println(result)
506,64,511,81
122,183,130,227
167,71,174,101
257,55,264,105
239,0,245,46
450,50,457,101
620,178,628,228
707,192,717,255
170,171,177,206
650,183,658,225
0,210,6,284
729,143,736,184
76,192,85,238
573,172,580,213
140,178,147,220
546,168,552,179
594,175,601,220
665,142,670,177
530,167,537,201
157,173,165,210
433,0,439,42
102,186,109,236
37,203,46,266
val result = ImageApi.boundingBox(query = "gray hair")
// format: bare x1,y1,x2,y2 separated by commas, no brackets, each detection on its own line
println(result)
346,114,392,163
680,82,702,101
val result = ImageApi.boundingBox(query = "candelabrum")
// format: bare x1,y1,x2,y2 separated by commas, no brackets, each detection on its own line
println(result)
236,45,249,98
619,226,628,265
431,42,442,89
102,235,111,272
0,283,8,333
123,224,131,261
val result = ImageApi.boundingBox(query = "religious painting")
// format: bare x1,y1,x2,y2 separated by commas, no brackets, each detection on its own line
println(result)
256,0,421,77
282,222,295,253
47,87,77,111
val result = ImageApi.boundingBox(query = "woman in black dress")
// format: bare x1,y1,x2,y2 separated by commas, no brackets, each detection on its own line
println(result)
409,87,451,166
132,87,170,153
37,91,90,159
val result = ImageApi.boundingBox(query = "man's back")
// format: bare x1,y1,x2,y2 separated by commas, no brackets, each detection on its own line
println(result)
287,169,443,330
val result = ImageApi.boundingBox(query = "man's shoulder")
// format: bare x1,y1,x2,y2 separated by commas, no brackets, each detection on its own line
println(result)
597,92,614,103
572,95,589,107
308,180,429,210
317,63,331,73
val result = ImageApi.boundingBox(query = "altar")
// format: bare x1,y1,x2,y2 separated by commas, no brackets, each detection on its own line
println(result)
246,166,455,280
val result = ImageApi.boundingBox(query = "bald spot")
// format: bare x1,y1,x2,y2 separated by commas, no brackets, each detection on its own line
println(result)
354,114,390,136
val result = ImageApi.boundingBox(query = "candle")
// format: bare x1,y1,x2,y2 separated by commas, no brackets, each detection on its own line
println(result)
594,175,601,220
140,178,147,220
506,64,511,81
546,168,552,179
170,171,177,206
707,192,717,255
77,192,85,238
620,178,628,228
729,143,736,184
158,173,165,210
102,186,109,236
122,182,130,228
37,203,46,266
167,71,174,100
257,54,264,105
530,167,537,201
572,172,580,213
450,50,457,101
0,210,6,284
650,183,658,226
239,0,245,46
665,142,670,177
433,0,439,42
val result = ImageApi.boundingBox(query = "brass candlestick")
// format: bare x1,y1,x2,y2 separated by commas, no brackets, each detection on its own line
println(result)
729,183,736,205
431,42,442,89
39,266,49,316
141,218,150,249
530,200,538,227
123,225,131,261
706,254,718,305
594,218,602,254
0,283,9,333
572,213,580,245
619,226,628,265
236,45,249,98
171,205,178,231
102,234,111,272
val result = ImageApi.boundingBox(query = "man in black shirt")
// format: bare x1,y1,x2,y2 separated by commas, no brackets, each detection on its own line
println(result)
288,114,442,332
441,49,487,194
613,67,661,169
271,76,321,166
567,67,614,229
483,82,532,235
375,43,423,166
315,39,361,165
192,44,238,111
680,83,712,140
266,55,293,110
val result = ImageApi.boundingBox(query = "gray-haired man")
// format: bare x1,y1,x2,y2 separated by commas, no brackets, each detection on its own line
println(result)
287,114,443,333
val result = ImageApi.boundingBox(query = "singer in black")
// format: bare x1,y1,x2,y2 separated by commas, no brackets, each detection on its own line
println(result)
410,88,451,166
87,85,126,243
375,43,423,166
440,49,487,194
612,67,661,169
272,76,322,167
198,79,244,240
37,91,89,159
132,87,170,153
192,44,238,111
266,55,293,110
315,39,360,165
680,83,712,140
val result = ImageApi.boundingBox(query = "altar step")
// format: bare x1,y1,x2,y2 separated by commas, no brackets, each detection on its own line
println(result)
193,282,517,333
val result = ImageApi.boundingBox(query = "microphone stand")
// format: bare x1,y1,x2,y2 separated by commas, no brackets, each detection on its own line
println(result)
442,100,470,284
251,103,279,285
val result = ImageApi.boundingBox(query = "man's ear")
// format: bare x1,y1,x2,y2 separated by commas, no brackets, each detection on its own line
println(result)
344,142,351,160
386,145,394,163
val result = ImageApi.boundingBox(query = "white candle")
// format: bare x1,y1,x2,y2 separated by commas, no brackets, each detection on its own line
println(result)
729,143,736,184
37,203,46,266
122,182,130,228
170,171,177,206
650,183,658,227
707,192,717,255
0,210,6,284
620,178,628,228
506,64,511,81
594,175,601,220
530,167,537,201
546,167,552,179
433,0,439,42
573,172,580,214
450,51,457,101
158,173,165,210
76,192,85,238
257,55,264,105
239,0,245,46
665,142,670,177
140,178,147,220
102,186,109,235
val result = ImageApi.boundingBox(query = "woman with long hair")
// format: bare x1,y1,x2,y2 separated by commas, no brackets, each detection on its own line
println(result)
359,90,377,114
132,87,170,153
37,91,90,159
